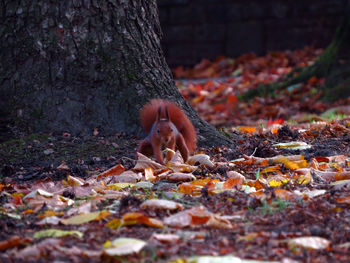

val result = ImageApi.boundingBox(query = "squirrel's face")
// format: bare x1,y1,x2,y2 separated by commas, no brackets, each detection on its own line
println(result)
156,121,174,145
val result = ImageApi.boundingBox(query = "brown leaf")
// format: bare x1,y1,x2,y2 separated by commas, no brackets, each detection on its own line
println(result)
141,199,184,211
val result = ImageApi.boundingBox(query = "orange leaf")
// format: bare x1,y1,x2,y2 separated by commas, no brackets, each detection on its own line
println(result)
96,210,111,221
336,196,350,205
178,183,202,196
188,206,211,225
0,236,21,250
122,212,163,228
238,126,256,133
190,178,212,186
223,177,243,189
97,164,125,179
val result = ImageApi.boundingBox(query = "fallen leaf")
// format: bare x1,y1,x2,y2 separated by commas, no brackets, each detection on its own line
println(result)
33,229,83,239
62,175,84,186
0,236,21,250
141,199,184,211
145,167,156,180
23,189,54,200
288,236,330,250
274,141,312,150
97,164,125,179
134,153,165,170
60,211,100,225
37,216,61,225
103,237,146,256
336,196,350,205
150,233,180,244
187,154,215,168
166,172,196,182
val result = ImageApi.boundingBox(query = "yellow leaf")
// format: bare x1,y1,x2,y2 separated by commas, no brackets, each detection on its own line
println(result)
294,169,312,185
37,210,63,219
106,218,123,229
107,183,134,191
61,211,100,225
268,177,289,187
274,141,312,150
62,175,84,186
145,167,156,181
103,238,147,256
34,229,83,239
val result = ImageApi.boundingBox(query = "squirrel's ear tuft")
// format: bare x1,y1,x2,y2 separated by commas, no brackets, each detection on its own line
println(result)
156,106,162,122
165,106,170,121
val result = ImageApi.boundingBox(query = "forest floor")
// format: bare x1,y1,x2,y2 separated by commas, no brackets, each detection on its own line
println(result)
1,47,350,263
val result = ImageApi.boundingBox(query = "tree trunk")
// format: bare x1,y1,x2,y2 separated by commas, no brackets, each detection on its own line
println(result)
240,4,350,101
0,0,232,147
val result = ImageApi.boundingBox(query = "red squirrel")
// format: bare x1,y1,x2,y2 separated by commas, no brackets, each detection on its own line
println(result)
138,99,197,164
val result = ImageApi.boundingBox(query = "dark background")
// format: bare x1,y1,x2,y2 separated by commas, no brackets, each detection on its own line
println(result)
158,0,347,67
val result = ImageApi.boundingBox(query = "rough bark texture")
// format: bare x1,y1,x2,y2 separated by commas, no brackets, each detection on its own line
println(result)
240,4,350,101
0,0,233,147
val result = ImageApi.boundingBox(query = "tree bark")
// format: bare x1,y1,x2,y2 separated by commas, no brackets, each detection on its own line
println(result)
0,0,233,147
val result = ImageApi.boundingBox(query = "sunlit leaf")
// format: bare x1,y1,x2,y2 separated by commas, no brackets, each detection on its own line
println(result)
23,189,53,200
107,183,134,191
288,236,330,250
122,212,163,228
141,199,184,211
166,172,196,182
33,229,83,239
187,154,215,168
293,168,312,184
106,218,123,229
268,176,290,187
178,182,202,196
134,152,165,170
273,141,312,150
103,237,147,256
145,167,156,180
293,189,326,198
167,163,198,173
238,126,256,133
97,164,125,178
37,216,61,225
60,211,100,225
62,175,84,186
150,233,180,244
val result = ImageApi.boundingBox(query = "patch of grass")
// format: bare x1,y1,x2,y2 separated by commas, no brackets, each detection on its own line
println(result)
251,198,292,215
